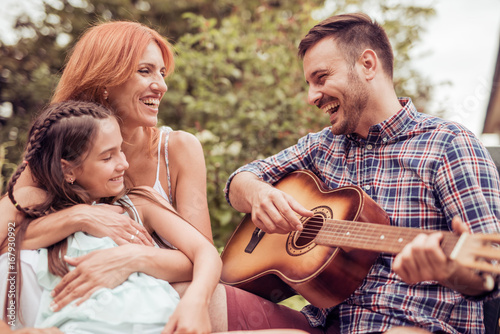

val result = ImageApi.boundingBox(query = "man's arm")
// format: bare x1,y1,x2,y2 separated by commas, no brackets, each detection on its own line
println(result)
228,171,312,234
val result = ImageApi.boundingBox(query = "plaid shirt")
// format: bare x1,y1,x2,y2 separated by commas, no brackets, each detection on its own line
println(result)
225,98,500,333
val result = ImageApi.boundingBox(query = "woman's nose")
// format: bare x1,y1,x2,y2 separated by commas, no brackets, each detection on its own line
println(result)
151,76,168,94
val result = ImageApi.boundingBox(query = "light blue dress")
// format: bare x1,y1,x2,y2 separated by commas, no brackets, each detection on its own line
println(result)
34,196,180,333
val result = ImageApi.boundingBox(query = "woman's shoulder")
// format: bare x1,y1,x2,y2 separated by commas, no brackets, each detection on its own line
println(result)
167,130,203,156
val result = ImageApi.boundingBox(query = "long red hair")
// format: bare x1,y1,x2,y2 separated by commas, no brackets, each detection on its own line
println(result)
52,21,175,106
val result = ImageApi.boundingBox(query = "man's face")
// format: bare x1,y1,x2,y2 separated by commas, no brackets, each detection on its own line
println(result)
303,37,369,136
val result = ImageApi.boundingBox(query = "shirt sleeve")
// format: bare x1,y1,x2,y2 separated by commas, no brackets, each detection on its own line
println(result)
434,130,500,300
224,131,324,206
434,131,500,234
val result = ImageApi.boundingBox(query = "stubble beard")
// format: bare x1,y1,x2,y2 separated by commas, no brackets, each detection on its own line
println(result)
330,70,369,136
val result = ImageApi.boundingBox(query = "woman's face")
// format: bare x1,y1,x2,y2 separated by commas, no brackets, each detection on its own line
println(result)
107,42,168,129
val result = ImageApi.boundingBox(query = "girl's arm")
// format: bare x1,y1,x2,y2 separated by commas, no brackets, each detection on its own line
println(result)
132,189,222,334
168,131,213,241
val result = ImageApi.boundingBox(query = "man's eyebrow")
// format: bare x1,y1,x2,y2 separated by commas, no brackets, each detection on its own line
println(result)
306,69,328,85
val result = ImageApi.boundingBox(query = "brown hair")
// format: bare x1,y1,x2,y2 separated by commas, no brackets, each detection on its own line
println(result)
298,13,394,78
4,100,121,322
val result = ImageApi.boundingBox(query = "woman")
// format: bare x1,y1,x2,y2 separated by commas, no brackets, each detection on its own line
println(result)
1,20,226,330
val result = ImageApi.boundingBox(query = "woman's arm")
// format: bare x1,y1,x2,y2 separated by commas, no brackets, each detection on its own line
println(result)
132,190,221,334
49,243,193,311
23,204,153,249
168,131,213,241
2,163,153,250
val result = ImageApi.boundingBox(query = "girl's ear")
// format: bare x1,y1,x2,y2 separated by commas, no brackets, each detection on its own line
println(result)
61,159,77,184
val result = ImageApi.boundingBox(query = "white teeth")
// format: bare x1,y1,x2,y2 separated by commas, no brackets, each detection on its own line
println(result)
322,101,340,115
141,98,160,108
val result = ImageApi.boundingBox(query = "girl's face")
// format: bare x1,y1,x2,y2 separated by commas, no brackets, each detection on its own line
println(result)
107,42,168,130
73,117,129,201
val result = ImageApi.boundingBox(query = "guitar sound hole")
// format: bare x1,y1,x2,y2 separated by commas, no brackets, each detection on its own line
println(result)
295,215,324,247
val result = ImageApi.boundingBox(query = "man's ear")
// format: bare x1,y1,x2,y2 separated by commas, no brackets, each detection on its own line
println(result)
358,49,377,80
61,159,77,184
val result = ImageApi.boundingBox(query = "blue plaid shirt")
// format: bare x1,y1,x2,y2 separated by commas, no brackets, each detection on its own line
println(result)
225,98,500,333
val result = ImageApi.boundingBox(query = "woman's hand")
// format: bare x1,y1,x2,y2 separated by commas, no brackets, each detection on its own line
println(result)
50,244,194,311
50,245,138,311
74,204,154,246
23,204,154,249
161,297,211,334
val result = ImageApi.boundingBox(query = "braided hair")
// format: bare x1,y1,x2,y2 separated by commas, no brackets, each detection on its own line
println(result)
8,100,116,217
3,101,118,324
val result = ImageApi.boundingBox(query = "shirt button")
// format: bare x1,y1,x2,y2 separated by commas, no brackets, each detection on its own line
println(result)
366,144,373,150
382,138,388,143
364,185,371,191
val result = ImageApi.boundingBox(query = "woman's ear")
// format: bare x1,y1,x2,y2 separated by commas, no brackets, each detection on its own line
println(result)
61,159,76,184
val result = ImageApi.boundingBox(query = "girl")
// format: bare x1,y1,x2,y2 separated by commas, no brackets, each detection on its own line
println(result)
4,100,221,333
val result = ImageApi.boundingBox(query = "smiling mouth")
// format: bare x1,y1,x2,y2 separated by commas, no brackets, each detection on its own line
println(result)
322,100,340,116
110,176,123,182
140,98,160,109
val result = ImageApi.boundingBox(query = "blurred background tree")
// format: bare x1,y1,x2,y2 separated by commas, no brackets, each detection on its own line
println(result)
0,0,436,249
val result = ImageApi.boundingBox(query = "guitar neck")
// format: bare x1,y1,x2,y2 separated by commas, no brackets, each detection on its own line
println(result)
313,219,460,256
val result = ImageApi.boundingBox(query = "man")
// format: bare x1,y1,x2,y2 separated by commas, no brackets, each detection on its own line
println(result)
224,12,500,333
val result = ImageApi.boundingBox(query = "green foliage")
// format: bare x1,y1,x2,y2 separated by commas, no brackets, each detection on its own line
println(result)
0,0,436,248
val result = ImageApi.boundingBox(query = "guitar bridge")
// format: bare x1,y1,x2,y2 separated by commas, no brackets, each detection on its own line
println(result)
245,228,265,253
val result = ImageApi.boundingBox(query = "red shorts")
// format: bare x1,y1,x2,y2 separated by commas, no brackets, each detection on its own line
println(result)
224,285,338,333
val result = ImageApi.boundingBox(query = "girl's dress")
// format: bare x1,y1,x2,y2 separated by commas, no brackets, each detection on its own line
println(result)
34,196,180,333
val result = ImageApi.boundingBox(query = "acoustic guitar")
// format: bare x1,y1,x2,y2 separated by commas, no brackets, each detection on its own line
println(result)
220,170,500,308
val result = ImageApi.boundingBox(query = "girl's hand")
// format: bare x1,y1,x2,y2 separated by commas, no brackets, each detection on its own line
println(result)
50,245,137,311
161,297,211,334
76,204,153,246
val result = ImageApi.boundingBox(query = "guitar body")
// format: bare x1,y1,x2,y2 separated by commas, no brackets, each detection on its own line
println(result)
220,170,390,308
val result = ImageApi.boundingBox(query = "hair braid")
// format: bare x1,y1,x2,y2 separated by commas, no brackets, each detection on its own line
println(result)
7,101,112,218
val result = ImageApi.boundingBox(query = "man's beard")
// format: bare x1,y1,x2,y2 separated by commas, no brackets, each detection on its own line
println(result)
330,69,369,136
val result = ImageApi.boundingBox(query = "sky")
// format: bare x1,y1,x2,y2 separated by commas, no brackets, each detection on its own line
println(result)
407,0,500,143
0,0,499,141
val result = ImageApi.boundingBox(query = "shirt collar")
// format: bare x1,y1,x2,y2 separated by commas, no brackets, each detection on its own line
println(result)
346,97,416,145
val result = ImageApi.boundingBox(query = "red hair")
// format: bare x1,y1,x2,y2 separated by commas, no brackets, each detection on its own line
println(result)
52,21,175,106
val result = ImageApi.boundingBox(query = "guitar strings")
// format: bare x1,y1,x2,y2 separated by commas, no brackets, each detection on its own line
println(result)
294,216,460,254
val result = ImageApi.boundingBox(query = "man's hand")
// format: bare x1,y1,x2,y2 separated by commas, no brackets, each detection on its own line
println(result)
229,172,313,234
393,216,489,295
